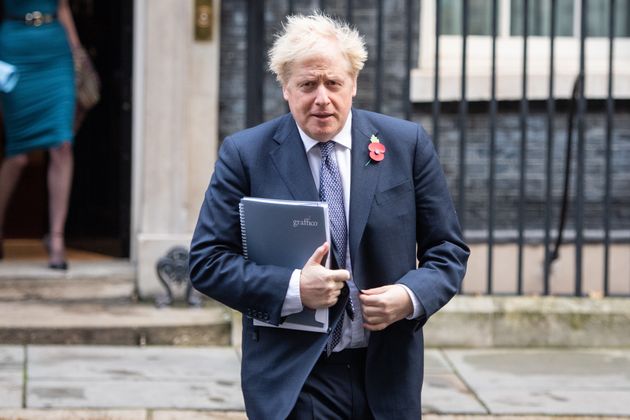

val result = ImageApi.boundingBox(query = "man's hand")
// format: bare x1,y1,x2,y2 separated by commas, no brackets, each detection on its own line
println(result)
300,242,351,309
359,285,413,331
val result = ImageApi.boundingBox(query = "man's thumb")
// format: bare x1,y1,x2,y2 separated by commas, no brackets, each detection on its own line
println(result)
307,242,329,266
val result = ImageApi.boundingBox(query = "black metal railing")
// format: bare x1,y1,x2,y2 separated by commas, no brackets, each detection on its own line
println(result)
240,0,628,297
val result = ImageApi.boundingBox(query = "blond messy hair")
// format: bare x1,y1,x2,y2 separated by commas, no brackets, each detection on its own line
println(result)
268,13,368,85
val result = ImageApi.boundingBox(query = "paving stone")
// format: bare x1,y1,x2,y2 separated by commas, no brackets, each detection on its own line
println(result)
152,410,247,420
28,346,238,381
0,409,147,419
9,344,630,416
477,389,630,416
28,381,243,410
0,346,24,408
0,383,22,409
0,411,626,420
422,416,630,420
423,373,488,414
443,349,630,416
423,351,487,414
26,346,243,410
425,350,457,375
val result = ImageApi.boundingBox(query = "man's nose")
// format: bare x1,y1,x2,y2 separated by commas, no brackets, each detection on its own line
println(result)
314,85,330,105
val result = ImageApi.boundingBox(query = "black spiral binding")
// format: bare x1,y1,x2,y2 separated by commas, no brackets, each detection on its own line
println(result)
239,202,249,259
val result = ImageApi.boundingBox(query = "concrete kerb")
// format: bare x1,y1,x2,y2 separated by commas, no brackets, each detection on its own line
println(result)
230,295,630,349
424,295,630,348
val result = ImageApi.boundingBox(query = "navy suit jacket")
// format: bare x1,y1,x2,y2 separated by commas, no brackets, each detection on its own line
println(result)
189,109,469,419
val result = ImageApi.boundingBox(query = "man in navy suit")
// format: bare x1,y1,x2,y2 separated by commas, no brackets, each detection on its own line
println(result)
189,13,469,420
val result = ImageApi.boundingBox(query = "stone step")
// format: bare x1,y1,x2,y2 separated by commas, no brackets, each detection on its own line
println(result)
0,260,232,346
0,301,231,346
0,261,136,302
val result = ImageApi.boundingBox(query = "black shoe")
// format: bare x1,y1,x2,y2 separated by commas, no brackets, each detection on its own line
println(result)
43,233,68,270
48,261,68,270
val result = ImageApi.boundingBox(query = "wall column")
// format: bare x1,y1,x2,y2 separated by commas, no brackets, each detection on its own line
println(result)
132,0,221,297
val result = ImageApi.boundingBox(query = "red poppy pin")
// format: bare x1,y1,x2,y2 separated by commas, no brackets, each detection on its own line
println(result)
366,134,386,166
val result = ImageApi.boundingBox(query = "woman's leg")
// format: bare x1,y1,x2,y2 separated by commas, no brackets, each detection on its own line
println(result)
47,142,73,265
0,154,30,246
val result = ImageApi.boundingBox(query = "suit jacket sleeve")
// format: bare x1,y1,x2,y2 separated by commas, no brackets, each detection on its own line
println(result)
188,136,293,325
395,125,469,322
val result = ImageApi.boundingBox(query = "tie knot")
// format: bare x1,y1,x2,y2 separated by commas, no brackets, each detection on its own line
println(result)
319,141,336,159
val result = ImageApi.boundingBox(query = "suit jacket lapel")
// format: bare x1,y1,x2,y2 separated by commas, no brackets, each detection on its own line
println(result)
270,115,319,201
270,111,381,289
349,110,381,286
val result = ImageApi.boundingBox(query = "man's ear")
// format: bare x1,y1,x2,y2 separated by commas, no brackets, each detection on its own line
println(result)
282,85,289,101
352,76,358,97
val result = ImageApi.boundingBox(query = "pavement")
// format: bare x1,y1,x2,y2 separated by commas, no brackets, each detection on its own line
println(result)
1,345,629,419
1,259,629,419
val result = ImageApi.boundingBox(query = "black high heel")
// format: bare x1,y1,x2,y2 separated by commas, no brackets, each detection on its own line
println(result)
43,233,68,270
48,261,68,270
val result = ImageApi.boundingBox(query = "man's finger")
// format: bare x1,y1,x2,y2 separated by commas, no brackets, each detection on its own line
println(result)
329,279,346,291
330,269,351,283
361,305,382,317
360,286,389,295
359,285,393,306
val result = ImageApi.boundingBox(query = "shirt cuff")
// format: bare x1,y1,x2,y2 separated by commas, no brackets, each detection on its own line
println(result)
397,284,425,320
281,269,304,317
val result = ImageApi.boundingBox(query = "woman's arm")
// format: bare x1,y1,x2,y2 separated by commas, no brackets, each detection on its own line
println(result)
57,0,81,49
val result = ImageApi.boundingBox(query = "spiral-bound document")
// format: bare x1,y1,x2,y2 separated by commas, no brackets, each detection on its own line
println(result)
239,197,330,332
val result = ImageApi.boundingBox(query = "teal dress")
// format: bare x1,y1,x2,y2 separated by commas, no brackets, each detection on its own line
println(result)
0,0,74,157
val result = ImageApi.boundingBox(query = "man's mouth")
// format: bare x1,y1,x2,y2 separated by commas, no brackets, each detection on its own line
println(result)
312,113,333,120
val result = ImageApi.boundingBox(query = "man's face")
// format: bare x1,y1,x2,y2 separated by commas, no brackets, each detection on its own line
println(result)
282,46,357,142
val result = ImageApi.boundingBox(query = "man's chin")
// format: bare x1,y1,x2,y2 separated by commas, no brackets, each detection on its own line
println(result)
305,126,339,142
313,134,335,142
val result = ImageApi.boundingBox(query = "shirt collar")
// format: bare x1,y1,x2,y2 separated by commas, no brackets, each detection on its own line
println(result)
297,111,353,154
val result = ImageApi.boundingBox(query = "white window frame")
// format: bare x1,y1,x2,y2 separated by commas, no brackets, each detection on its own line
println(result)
410,0,630,102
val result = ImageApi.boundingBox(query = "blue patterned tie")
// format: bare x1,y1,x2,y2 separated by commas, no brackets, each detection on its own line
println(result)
319,141,353,354
319,141,347,269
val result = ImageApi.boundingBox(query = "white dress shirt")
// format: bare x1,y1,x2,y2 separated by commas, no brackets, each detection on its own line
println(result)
280,113,423,351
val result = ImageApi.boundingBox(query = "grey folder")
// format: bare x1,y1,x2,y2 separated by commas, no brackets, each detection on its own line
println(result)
239,197,330,332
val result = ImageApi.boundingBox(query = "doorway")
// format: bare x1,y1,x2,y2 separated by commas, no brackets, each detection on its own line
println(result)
1,0,133,259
